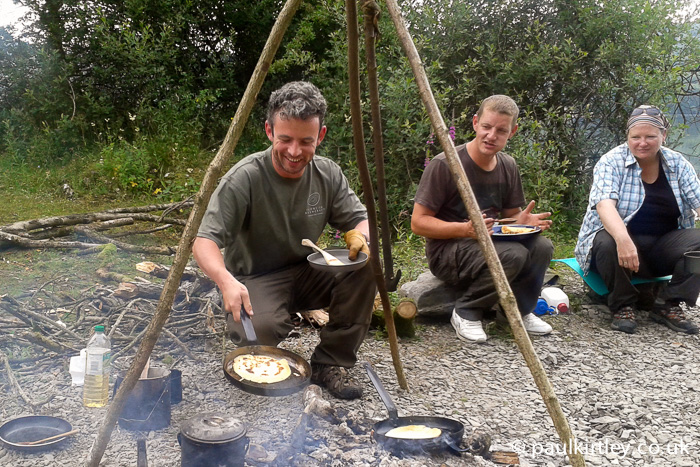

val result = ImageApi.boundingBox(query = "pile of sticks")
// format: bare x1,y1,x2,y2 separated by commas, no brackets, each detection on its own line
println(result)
0,260,222,408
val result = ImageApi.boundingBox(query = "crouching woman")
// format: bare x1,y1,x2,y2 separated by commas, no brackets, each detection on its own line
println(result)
575,105,700,334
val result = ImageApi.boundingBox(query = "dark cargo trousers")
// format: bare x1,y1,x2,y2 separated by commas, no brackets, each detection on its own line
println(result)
226,261,376,368
591,228,700,312
428,235,554,320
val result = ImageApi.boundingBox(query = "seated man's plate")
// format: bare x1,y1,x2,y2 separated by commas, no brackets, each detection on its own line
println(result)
492,224,541,240
307,249,368,272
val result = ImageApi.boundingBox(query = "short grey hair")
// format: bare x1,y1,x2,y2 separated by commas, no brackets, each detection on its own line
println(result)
476,95,519,128
267,81,327,132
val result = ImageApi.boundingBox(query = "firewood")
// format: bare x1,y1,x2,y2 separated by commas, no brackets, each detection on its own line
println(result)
0,200,192,234
372,297,416,338
0,350,54,408
302,384,337,422
75,226,175,255
21,331,80,354
490,450,520,464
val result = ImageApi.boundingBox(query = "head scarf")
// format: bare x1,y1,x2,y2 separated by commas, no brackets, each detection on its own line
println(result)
626,105,669,132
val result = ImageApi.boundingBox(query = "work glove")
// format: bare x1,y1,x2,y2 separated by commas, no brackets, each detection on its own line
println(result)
344,229,370,261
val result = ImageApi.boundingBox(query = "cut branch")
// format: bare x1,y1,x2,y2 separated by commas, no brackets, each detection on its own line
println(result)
85,1,303,464
0,350,36,407
75,226,175,255
0,230,102,251
384,1,585,466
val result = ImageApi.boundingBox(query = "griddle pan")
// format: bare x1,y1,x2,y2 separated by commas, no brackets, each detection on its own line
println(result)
0,416,73,452
223,307,310,396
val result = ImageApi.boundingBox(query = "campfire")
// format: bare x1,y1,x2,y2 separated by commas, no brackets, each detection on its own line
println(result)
0,252,512,465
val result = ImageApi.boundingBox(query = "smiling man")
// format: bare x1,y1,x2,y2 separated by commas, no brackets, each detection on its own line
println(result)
411,95,553,343
193,82,375,399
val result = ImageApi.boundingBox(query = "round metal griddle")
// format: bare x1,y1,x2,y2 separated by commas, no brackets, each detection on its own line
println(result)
364,362,470,454
492,224,542,241
307,249,368,272
223,308,310,397
0,416,73,452
223,345,310,397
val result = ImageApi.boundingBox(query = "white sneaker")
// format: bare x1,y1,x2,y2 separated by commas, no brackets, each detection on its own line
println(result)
451,310,487,343
522,313,552,335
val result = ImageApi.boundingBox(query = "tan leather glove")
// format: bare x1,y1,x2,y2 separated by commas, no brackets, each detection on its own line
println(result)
344,229,370,260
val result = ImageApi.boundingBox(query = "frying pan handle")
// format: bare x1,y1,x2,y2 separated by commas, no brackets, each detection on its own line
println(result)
226,306,259,345
444,437,471,453
363,362,400,423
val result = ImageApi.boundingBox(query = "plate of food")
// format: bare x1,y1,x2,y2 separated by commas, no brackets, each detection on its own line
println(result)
492,224,541,240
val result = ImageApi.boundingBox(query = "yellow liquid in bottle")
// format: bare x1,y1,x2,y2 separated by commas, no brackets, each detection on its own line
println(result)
83,373,109,407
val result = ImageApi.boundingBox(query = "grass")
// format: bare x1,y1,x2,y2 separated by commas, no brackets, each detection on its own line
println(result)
0,146,578,303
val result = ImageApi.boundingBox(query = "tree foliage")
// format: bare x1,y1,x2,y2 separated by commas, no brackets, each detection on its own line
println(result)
2,0,700,237
402,0,700,233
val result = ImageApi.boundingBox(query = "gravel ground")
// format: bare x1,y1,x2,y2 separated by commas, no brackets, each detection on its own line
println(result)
1,265,699,466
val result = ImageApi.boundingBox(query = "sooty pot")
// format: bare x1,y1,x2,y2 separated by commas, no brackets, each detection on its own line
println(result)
178,413,249,467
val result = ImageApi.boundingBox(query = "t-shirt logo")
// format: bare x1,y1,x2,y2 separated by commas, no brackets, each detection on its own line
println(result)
305,192,324,217
307,192,320,206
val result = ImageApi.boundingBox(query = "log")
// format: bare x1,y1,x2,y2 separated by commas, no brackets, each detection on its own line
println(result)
0,201,192,234
372,298,416,338
396,298,417,319
2,212,185,236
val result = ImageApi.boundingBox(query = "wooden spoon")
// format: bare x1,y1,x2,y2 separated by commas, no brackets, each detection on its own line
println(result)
18,428,79,446
301,239,344,266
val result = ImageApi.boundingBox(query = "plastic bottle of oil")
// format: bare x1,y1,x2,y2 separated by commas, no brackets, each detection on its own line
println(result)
83,325,111,407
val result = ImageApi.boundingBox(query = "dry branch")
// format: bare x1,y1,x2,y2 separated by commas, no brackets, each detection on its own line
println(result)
384,1,585,465
1,201,192,234
110,224,172,237
75,226,175,255
347,0,407,389
161,328,201,363
86,1,303,464
2,212,185,235
0,295,82,340
20,331,80,354
0,230,102,251
0,350,36,407
93,219,135,231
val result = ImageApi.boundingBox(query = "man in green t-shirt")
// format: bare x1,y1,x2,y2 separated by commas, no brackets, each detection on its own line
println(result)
194,81,374,399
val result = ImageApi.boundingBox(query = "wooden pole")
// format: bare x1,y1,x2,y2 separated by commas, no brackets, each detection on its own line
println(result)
346,0,407,389
362,0,400,291
383,1,585,465
84,0,303,464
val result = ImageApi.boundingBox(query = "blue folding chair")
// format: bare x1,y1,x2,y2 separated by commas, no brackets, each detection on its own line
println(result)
552,258,671,296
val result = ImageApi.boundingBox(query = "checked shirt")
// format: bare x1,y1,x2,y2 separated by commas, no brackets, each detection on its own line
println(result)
575,144,700,274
